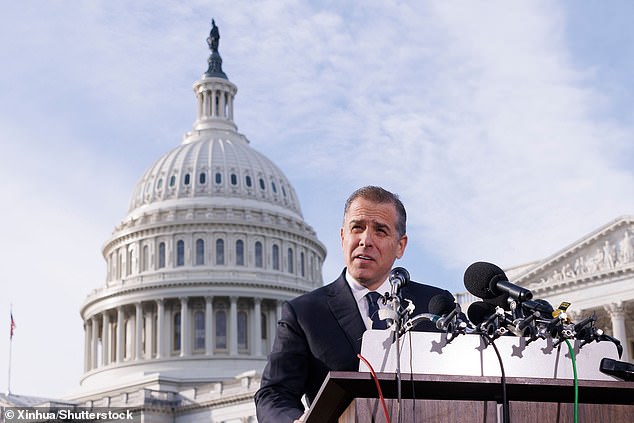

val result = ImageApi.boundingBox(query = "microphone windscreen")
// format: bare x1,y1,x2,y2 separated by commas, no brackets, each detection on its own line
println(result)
428,294,455,316
484,292,510,310
467,301,497,325
464,261,507,299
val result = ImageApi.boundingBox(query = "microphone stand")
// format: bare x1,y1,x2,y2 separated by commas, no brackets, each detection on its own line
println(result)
382,289,412,423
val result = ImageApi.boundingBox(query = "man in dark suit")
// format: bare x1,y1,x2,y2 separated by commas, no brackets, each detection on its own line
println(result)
254,186,455,423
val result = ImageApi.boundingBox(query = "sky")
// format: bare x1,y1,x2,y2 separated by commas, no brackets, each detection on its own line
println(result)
1,0,633,399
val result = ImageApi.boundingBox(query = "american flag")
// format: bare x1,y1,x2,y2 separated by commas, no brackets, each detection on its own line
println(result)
10,312,16,339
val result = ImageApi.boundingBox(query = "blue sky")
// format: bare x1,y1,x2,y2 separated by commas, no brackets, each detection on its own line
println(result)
1,1,633,398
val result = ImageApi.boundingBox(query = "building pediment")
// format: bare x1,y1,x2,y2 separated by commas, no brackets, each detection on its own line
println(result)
513,216,634,293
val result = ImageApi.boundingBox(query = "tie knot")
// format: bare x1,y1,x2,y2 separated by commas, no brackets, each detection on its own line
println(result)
366,291,383,304
366,291,387,330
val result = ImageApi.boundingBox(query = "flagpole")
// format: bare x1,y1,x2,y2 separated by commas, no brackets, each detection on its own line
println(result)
7,306,13,396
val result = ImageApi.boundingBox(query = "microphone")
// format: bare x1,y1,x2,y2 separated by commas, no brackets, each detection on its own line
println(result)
467,301,511,338
389,267,410,293
600,358,634,381
467,301,497,325
464,261,533,302
428,295,460,331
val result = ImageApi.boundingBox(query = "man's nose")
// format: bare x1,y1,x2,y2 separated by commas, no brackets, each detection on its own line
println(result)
359,230,373,247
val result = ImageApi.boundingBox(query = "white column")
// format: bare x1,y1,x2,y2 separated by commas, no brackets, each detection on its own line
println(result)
201,90,207,117
156,299,165,359
605,302,630,362
180,297,190,357
220,91,226,117
102,313,110,366
146,307,154,359
135,303,143,360
116,307,125,363
212,90,217,116
253,298,262,357
84,320,91,372
230,296,238,355
91,316,99,370
205,296,214,356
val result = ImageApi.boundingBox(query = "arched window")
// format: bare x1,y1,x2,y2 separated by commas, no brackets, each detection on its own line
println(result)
272,245,280,270
287,247,294,274
173,311,181,353
176,240,185,267
184,173,191,185
194,310,205,351
215,309,227,350
216,239,225,265
259,178,266,190
255,241,263,268
199,172,207,184
230,173,238,185
236,240,245,266
195,239,205,265
169,175,176,187
215,172,222,184
158,242,166,269
238,310,248,351
245,175,252,187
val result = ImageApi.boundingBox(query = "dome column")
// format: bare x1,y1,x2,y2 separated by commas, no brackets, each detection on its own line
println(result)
102,312,110,366
180,297,191,357
253,298,262,356
156,299,165,359
135,302,143,360
84,320,91,372
91,316,99,370
145,306,155,359
205,296,214,355
230,296,238,355
116,307,125,362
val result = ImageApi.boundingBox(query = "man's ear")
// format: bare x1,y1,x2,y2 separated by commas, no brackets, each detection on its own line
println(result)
396,234,408,259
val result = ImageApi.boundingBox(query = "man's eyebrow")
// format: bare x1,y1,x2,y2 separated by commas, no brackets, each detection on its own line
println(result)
348,219,365,226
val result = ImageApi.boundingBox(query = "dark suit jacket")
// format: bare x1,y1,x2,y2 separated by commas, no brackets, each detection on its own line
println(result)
254,269,454,423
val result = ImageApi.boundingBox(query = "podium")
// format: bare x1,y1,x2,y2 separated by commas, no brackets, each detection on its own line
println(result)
304,372,634,423
304,332,634,423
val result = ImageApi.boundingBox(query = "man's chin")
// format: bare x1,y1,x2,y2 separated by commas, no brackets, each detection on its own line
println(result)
349,268,378,287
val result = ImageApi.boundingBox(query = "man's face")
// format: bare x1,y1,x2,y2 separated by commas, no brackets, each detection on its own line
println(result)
340,197,408,291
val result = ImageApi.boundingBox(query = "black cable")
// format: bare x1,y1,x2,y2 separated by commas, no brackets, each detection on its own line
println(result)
482,335,510,423
408,331,416,422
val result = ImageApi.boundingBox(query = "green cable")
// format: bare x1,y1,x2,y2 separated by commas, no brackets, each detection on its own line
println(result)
564,339,579,423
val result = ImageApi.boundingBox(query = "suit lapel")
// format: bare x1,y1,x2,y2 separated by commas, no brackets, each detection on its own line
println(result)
327,273,367,354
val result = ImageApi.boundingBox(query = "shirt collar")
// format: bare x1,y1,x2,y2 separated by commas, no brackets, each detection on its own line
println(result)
345,269,392,303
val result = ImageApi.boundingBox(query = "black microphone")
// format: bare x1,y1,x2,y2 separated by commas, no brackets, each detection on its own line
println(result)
464,261,533,302
428,295,460,331
600,358,634,381
467,301,497,325
389,267,410,293
467,301,513,338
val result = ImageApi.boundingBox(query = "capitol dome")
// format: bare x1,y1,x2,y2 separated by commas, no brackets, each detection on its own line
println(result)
78,20,326,392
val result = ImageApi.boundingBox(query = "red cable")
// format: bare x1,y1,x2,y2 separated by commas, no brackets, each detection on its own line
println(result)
357,353,391,423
